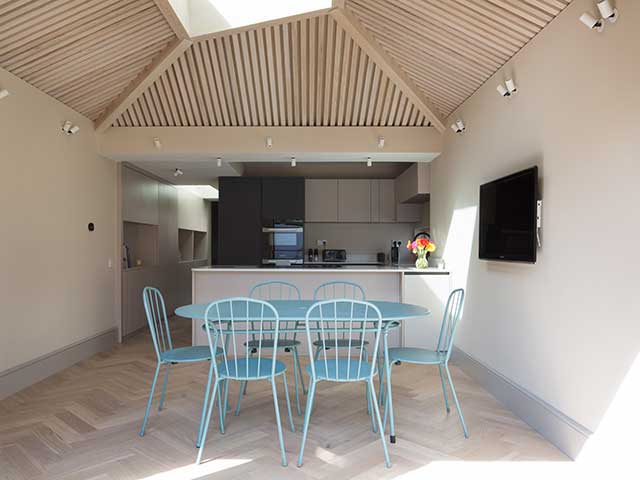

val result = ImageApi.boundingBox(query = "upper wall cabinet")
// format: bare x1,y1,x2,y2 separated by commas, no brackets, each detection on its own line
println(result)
338,180,371,222
371,179,397,223
177,188,208,232
262,177,305,223
122,167,159,225
305,179,338,222
395,163,431,204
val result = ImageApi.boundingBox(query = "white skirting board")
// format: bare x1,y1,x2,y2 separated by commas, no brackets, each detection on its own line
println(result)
452,347,592,460
0,328,117,400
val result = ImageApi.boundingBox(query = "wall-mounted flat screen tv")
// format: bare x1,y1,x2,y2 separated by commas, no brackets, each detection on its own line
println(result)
479,166,538,263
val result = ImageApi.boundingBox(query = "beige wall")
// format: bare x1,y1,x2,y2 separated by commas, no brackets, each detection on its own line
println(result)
431,0,640,434
0,67,117,372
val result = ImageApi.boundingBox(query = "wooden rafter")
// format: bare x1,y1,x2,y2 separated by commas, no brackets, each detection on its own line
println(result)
153,0,190,39
94,38,192,132
331,7,446,132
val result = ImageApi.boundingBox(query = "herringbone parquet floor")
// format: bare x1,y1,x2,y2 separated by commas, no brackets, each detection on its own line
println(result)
0,318,567,479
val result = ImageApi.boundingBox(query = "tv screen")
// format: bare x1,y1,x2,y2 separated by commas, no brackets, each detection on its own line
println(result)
479,166,538,263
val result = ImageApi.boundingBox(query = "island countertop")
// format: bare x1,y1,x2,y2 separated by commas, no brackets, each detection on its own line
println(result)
192,265,449,274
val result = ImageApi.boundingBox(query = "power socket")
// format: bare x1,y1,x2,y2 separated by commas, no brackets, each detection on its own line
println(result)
316,240,327,247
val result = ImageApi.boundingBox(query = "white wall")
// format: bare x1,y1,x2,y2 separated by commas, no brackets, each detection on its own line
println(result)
0,67,116,373
431,0,640,435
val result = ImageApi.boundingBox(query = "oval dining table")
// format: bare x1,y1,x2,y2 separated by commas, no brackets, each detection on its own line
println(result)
175,299,431,443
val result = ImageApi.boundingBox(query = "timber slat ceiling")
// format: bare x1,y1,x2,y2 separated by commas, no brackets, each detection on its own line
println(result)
113,14,430,127
345,0,572,117
0,0,176,121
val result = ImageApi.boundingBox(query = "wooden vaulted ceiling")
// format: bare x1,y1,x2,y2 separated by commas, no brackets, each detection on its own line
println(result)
0,0,177,121
0,0,573,129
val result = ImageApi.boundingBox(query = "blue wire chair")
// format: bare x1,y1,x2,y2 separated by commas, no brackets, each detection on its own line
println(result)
235,281,306,416
384,288,468,441
139,287,222,448
197,298,295,466
297,299,390,468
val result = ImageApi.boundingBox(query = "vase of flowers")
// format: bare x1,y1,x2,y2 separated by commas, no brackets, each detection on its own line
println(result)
407,237,436,269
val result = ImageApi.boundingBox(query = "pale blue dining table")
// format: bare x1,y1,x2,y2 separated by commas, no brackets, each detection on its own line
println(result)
175,299,431,442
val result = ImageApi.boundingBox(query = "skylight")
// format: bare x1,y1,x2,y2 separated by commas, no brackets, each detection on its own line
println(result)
176,185,219,200
172,0,332,37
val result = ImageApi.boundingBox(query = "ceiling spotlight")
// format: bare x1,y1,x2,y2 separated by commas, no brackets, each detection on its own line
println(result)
266,136,273,148
597,0,618,22
366,157,372,167
580,11,604,32
174,168,183,177
61,120,80,135
496,78,517,97
217,157,222,167
153,137,162,149
0,88,9,100
450,119,465,134
291,156,296,167
377,136,385,149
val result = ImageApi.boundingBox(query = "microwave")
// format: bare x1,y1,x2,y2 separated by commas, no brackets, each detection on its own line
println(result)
262,222,304,265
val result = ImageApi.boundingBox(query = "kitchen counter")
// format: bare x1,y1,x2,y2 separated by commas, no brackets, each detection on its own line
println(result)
193,265,448,274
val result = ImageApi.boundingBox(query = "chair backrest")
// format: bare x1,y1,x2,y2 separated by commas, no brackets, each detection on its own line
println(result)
249,281,301,341
304,299,383,381
313,281,366,301
436,288,465,361
204,297,280,379
142,287,173,361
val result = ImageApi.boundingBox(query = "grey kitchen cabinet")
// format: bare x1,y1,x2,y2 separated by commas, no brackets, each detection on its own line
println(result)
122,166,159,225
338,179,371,222
396,202,423,223
305,179,338,222
370,179,397,223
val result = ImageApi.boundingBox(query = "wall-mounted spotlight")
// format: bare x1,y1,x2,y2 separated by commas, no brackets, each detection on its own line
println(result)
62,120,80,135
580,1,618,32
291,156,296,167
377,136,385,149
174,168,183,177
153,137,162,149
0,88,10,100
497,78,517,97
217,157,222,167
366,157,372,167
266,136,273,148
450,119,465,134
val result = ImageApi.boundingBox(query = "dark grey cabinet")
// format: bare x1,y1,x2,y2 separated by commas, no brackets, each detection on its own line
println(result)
261,177,305,223
218,177,262,265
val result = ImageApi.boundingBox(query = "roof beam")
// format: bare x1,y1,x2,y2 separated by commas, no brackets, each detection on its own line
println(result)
94,38,192,133
153,0,190,39
330,8,446,133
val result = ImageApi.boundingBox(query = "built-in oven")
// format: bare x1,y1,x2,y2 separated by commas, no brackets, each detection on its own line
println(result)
262,222,304,266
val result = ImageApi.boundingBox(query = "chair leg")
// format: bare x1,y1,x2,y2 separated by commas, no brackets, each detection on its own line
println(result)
293,347,307,394
368,382,377,432
281,374,295,432
383,360,396,443
377,352,384,406
140,362,161,437
223,379,230,419
196,380,219,464
219,380,227,434
197,361,215,448
270,378,288,467
445,365,469,438
291,349,301,416
158,364,171,411
235,381,246,416
368,379,391,468
297,380,317,467
313,346,321,361
438,364,451,413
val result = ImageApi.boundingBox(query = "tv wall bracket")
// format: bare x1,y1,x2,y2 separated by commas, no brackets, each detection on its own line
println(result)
536,200,543,247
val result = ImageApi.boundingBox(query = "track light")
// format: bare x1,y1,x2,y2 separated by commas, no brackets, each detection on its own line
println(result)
217,157,222,167
366,157,372,167
377,136,385,149
61,120,80,135
581,1,618,32
174,168,183,177
153,137,162,149
450,119,465,134
496,78,517,97
0,88,9,100
266,136,273,148
291,156,296,167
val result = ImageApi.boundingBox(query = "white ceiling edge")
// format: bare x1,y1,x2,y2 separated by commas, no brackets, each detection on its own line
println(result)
176,184,219,200
108,152,439,163
172,0,332,37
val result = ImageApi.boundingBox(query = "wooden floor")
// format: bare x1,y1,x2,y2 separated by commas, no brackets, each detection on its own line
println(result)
0,318,567,479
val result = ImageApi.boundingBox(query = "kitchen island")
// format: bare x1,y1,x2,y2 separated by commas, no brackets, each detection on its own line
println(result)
189,265,450,350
